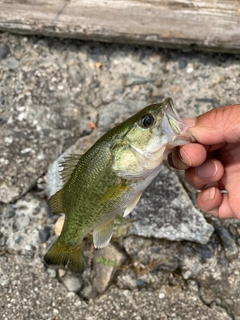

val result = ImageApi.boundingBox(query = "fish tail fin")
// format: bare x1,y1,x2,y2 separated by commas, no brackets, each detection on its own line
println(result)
44,239,84,274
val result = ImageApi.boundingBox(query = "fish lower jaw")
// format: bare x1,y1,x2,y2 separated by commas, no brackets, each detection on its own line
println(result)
166,131,194,147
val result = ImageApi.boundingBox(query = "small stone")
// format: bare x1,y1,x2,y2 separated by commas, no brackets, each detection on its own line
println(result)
0,118,6,126
58,269,67,278
62,274,83,292
19,215,30,228
80,284,95,300
187,280,199,293
93,244,126,293
117,273,137,290
178,59,187,70
123,73,151,86
196,246,213,259
95,62,102,69
187,66,194,73
182,270,192,280
39,226,51,243
2,57,19,70
47,268,57,278
0,44,10,61
158,256,179,272
136,279,146,288
36,39,48,47
159,292,165,299
15,236,23,244
5,207,15,219
55,216,65,236
52,308,59,315
24,244,32,251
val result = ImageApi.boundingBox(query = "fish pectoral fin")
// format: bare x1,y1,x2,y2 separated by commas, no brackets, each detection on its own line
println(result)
48,189,64,214
93,218,115,249
123,193,142,217
98,182,128,204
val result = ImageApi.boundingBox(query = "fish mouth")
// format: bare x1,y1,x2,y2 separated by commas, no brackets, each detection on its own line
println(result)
162,98,194,146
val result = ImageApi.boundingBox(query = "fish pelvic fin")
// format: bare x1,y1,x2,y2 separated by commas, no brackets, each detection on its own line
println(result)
44,239,84,274
48,189,64,214
123,192,142,217
93,218,115,249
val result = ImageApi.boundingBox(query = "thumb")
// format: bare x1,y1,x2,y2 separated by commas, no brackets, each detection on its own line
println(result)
189,105,240,145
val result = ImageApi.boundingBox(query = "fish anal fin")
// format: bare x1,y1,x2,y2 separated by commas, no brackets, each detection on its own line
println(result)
44,238,84,274
93,218,115,248
48,189,64,214
123,193,142,217
60,154,82,185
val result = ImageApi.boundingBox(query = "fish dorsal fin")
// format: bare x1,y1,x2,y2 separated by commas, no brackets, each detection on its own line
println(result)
60,154,82,185
93,218,115,248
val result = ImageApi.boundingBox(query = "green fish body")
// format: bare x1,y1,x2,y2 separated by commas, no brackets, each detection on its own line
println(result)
44,98,192,273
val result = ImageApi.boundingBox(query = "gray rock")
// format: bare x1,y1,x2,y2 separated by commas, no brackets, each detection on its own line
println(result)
2,57,18,69
129,164,213,244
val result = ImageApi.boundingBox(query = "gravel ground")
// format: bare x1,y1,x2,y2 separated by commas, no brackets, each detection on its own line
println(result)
0,31,240,319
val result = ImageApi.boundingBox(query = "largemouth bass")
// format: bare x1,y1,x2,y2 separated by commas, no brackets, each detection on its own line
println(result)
44,98,192,273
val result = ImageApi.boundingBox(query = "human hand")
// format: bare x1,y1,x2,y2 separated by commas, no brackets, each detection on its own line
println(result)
168,104,240,219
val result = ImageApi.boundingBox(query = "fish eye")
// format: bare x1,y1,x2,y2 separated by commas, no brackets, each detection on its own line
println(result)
141,114,155,128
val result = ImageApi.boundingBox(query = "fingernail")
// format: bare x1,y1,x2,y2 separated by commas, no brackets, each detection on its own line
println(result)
178,148,192,166
201,187,216,203
168,153,175,168
196,160,218,179
187,118,196,127
182,118,196,128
